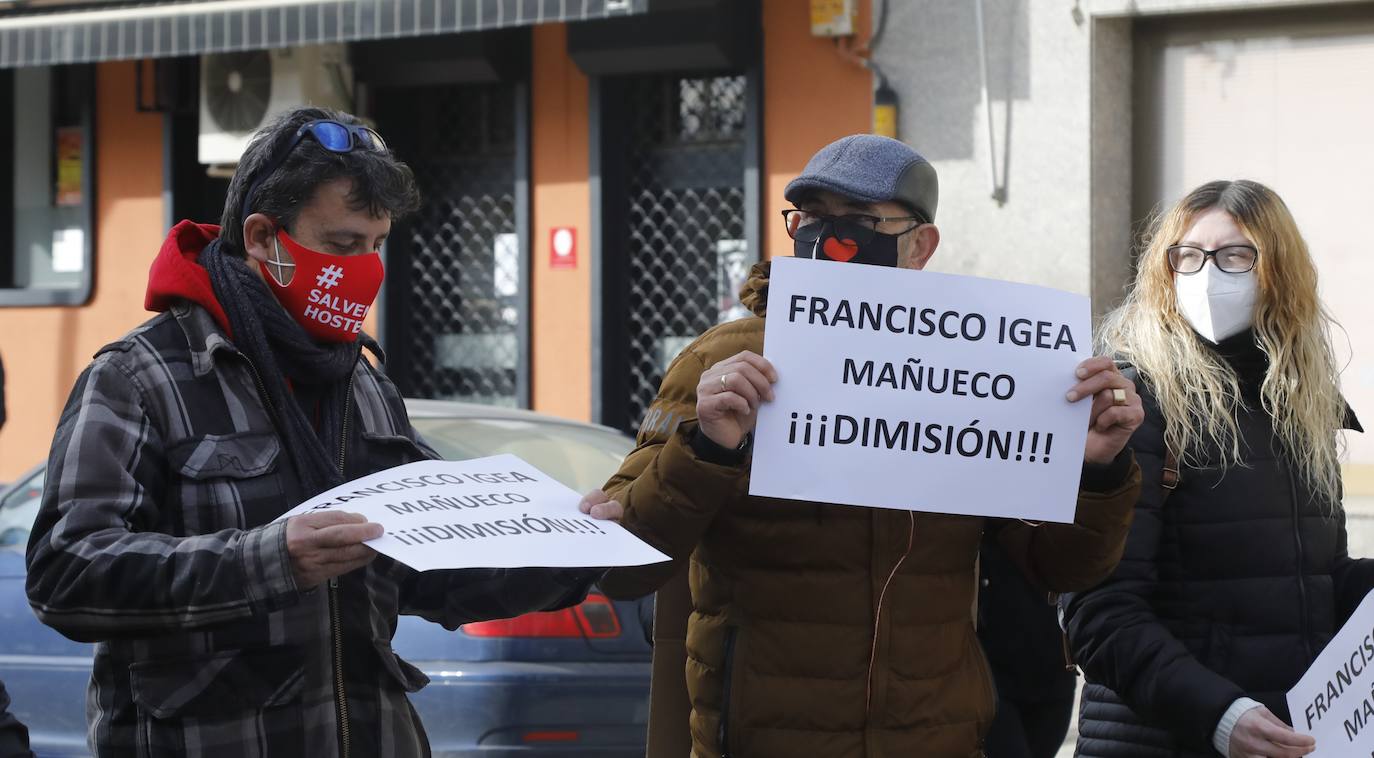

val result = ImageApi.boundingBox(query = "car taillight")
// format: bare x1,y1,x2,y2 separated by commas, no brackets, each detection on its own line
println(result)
572,593,622,637
522,730,579,744
462,593,622,639
461,610,582,638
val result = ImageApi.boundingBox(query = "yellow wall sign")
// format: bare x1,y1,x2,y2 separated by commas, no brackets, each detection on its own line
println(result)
873,103,897,139
809,0,855,37
55,126,83,207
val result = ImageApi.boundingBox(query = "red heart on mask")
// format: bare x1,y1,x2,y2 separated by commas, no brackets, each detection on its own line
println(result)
823,237,860,263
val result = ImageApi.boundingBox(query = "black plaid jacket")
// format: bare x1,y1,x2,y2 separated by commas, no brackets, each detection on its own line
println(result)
26,302,594,758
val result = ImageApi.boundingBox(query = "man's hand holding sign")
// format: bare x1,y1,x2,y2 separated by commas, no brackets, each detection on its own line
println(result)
1070,356,1145,466
285,511,385,589
697,351,778,451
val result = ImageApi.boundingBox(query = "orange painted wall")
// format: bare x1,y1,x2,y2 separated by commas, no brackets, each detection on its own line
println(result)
762,0,874,259
0,11,875,471
529,23,592,423
0,62,165,480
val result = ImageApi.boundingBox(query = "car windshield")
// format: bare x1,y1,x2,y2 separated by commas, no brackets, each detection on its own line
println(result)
410,416,632,493
0,469,45,549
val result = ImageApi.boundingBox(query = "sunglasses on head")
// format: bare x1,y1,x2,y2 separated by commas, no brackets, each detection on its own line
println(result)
239,119,389,223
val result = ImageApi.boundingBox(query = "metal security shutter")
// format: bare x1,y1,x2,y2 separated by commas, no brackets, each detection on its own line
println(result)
377,82,526,406
596,71,753,433
1134,6,1374,472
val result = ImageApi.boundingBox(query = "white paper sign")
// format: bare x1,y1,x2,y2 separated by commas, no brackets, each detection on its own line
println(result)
1288,590,1374,756
749,257,1091,522
275,455,669,571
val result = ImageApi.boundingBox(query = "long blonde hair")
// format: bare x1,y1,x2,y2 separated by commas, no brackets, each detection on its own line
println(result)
1099,180,1346,507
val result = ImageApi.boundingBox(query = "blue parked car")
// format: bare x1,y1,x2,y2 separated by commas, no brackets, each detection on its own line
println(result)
0,400,651,757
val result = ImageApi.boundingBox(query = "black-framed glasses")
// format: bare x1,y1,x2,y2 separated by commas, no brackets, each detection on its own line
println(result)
1166,244,1259,275
240,120,389,222
781,209,925,245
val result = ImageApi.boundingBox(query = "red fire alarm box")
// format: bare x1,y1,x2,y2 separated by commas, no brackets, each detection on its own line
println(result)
550,227,577,269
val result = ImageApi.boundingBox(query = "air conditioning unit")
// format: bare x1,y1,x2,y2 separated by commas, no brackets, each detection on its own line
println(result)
198,45,353,166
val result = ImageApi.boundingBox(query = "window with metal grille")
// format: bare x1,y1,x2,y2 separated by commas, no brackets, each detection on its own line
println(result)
380,83,523,406
606,73,750,432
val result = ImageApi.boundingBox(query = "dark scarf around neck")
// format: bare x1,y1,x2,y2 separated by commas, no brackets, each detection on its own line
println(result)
201,239,362,500
1209,329,1268,402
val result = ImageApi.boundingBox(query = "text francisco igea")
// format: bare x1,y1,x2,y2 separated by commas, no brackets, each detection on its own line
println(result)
305,470,538,510
787,294,1078,351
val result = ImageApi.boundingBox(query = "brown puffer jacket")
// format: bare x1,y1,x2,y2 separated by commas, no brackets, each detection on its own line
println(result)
599,262,1142,758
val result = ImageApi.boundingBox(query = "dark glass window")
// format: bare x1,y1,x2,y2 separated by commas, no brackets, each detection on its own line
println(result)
1,65,96,307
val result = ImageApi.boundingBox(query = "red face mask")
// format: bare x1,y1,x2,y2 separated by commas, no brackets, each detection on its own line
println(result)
259,228,384,343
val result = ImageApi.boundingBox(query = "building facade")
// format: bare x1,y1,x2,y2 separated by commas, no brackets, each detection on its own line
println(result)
0,0,872,480
874,0,1374,494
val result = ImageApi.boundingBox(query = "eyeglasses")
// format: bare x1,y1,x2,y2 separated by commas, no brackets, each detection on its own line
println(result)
1166,244,1259,275
240,119,389,223
781,209,925,245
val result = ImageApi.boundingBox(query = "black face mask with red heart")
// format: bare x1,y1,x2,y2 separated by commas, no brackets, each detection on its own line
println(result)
793,223,901,268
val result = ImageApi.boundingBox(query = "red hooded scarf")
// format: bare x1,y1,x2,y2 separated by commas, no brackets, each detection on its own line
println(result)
144,220,233,337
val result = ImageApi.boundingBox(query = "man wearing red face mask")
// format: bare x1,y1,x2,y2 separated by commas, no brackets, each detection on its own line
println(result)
577,134,1146,758
26,107,610,758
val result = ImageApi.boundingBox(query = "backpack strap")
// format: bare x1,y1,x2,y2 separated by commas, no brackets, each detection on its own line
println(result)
1061,618,1078,673
1161,446,1181,496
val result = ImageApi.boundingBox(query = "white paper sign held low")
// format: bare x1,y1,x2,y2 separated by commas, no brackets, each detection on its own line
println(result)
1288,590,1374,757
275,455,668,572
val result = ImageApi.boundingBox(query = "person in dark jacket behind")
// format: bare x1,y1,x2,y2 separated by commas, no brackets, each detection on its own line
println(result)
1063,179,1369,758
978,532,1076,758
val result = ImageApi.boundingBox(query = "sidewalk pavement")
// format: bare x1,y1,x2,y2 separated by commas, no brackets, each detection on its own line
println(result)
1053,495,1374,758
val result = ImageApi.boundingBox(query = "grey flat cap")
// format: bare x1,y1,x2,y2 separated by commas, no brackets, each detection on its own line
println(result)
784,134,939,223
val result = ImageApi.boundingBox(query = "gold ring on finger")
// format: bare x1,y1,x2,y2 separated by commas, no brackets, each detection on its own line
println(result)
1112,388,1128,407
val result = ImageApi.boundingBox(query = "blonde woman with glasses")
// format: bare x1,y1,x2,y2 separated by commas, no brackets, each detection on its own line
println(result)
1062,180,1366,758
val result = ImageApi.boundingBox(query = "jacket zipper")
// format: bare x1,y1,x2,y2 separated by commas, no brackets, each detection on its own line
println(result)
329,576,350,758
244,359,279,432
331,376,356,758
338,375,354,475
717,626,739,758
1288,469,1314,660
865,511,916,716
245,355,357,758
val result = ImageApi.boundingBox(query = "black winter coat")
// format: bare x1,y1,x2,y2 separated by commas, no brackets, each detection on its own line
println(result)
978,532,1077,704
1063,334,1369,758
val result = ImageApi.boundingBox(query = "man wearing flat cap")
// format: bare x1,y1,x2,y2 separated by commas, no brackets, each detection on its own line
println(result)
579,135,1145,758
